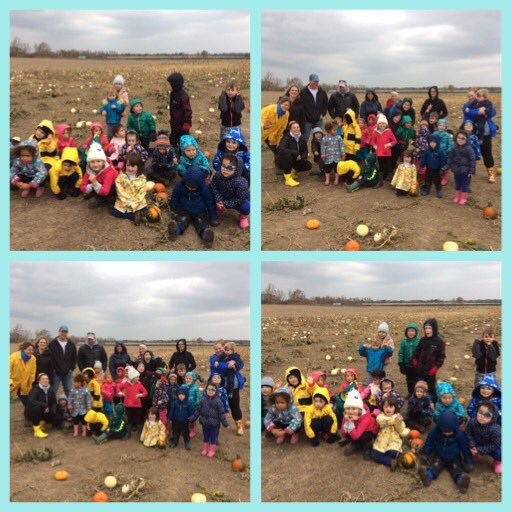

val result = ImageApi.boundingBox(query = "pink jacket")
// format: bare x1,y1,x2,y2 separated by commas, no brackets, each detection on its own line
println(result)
101,380,115,401
80,164,118,196
371,128,397,157
340,403,379,440
121,380,148,408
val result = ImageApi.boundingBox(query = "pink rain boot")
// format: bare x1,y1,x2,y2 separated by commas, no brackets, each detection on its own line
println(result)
201,443,209,456
458,192,468,205
21,188,31,198
290,433,300,445
239,214,249,229
334,174,340,185
35,186,45,198
452,191,461,203
73,425,79,437
324,173,330,186
207,444,217,458
82,425,87,437
441,170,448,186
494,460,502,474
276,435,286,445
189,421,197,439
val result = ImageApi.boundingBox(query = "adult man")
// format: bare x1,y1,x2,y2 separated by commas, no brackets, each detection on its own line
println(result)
300,73,329,142
77,332,108,371
328,80,360,120
48,325,77,396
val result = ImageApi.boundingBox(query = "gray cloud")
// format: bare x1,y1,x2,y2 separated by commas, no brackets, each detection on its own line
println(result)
262,11,501,87
11,262,250,339
262,262,501,300
11,11,249,53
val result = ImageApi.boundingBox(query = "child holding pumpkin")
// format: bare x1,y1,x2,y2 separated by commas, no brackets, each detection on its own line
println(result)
140,407,167,448
263,387,303,445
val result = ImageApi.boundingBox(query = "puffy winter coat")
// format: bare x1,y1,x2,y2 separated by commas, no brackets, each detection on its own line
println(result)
210,160,250,210
212,126,250,177
121,380,148,408
467,374,501,419
472,339,500,375
358,344,393,372
371,128,397,157
218,91,245,127
446,141,476,176
285,367,312,412
99,97,125,125
300,86,329,123
55,123,77,153
264,390,303,434
192,388,229,428
433,381,466,422
398,323,421,368
127,99,156,140
412,319,446,376
84,409,109,431
80,163,119,196
176,135,210,177
167,72,192,132
328,89,360,119
465,402,501,455
340,403,379,439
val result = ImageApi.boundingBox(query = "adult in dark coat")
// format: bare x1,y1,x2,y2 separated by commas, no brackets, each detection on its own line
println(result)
420,86,448,121
389,97,416,124
34,337,54,385
299,73,329,142
275,121,312,186
328,80,360,120
77,332,108,372
284,84,306,133
359,89,381,121
168,339,197,372
108,342,131,378
48,325,77,397
167,72,192,149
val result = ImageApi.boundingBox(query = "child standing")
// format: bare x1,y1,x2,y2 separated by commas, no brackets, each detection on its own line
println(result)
176,135,211,179
462,121,481,161
371,114,397,186
218,79,245,139
167,72,192,150
140,407,167,448
310,127,324,175
127,99,156,151
10,139,48,198
68,374,92,437
304,388,338,446
446,131,476,206
49,147,82,200
359,338,393,383
169,385,194,449
395,115,416,155
212,127,251,185
184,372,201,438
321,121,345,185
398,322,421,395
434,119,453,186
264,387,302,444
341,109,361,162
420,135,445,197
99,90,126,139
82,368,103,411
121,367,148,434
152,376,170,425
101,376,115,418
433,382,466,424
472,326,500,386
391,149,417,196
405,380,433,432
413,120,431,172
149,134,177,186
466,374,501,421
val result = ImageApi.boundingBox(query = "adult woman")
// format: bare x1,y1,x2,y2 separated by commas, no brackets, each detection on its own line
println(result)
10,341,36,406
25,373,62,438
209,340,245,435
397,97,416,125
275,121,312,187
108,341,130,378
34,337,54,385
359,89,382,121
284,84,306,133
420,86,448,121
261,96,291,154
168,339,196,372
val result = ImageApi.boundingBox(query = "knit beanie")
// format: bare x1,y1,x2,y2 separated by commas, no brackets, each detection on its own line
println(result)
93,360,102,370
127,367,140,382
344,389,363,410
377,114,388,127
155,134,171,147
415,380,429,392
261,376,275,388
378,321,390,334
59,394,68,402
113,74,125,85
87,144,107,163
312,127,324,135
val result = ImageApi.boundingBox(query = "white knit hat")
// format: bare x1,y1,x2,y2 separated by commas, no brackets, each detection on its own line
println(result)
87,144,106,163
344,389,363,410
378,321,390,334
113,74,125,85
377,114,388,126
127,367,140,382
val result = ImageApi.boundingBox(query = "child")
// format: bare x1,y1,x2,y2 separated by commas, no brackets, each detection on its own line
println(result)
467,374,501,421
184,372,201,438
49,147,82,200
434,119,453,186
167,371,179,403
261,376,276,430
371,114,397,186
82,368,103,411
93,360,106,384
31,120,59,171
121,130,149,163
462,120,481,161
127,99,156,151
427,111,440,134
420,135,445,197
371,395,410,470
109,125,127,169
121,367,148,434
395,115,416,155
433,381,466,424
167,72,192,149
389,111,402,136
206,373,230,414
218,79,245,139
474,89,495,143
284,366,313,415
140,407,167,447
84,408,109,444
108,403,128,440
341,109,361,161
152,376,170,424
446,131,476,206
10,139,48,198
465,402,501,473
192,383,229,457
114,366,127,404
412,318,446,400
308,370,333,397
377,322,394,365
321,121,345,185
376,377,404,413
81,122,110,158
168,166,217,248
357,117,372,161
111,152,148,225
149,134,177,186
210,153,250,229
405,380,433,432
57,395,73,430
335,368,362,421
80,144,119,208
359,337,393,383
413,120,431,171
176,135,211,179
310,127,324,175
419,410,472,493
212,127,251,185
55,123,77,154
345,151,379,192
176,363,187,386
340,390,379,456
223,342,245,400
360,369,385,411
385,91,400,114
391,149,417,196
472,326,500,386
68,374,92,437
169,386,194,449
263,387,303,444
101,376,115,418
304,388,338,446
99,90,126,138
398,322,421,395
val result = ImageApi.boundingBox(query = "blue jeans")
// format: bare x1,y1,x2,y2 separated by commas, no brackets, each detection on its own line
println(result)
303,120,323,144
371,448,400,467
53,371,73,397
454,174,470,192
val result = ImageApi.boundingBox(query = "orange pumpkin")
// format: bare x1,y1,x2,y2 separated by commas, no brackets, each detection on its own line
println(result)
401,451,416,469
153,183,166,194
344,240,361,251
483,202,496,219
409,429,422,440
306,219,321,230
231,454,245,472
54,470,70,481
155,191,169,201
93,491,109,502
146,206,161,223
203,150,211,161
410,438,425,451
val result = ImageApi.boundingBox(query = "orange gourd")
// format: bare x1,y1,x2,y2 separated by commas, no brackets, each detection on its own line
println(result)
231,454,245,472
344,240,361,251
54,470,70,481
93,491,109,502
306,219,321,230
410,438,425,451
153,183,166,194
483,202,496,219
401,451,416,468
155,191,169,201
409,429,422,440
146,206,161,223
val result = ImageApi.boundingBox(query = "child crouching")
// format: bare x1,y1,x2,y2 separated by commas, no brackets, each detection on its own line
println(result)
263,387,302,445
405,380,433,432
304,388,338,446
140,407,167,447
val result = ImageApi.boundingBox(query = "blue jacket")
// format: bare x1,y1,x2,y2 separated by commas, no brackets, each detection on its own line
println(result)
462,100,497,138
433,381,466,422
210,161,250,210
202,378,230,412
212,127,250,178
422,410,472,464
420,137,446,171
10,139,48,187
209,353,245,391
170,165,216,219
184,372,201,409
99,97,125,125
176,135,210,177
151,147,177,171
168,386,195,423
447,141,476,176
433,127,453,157
191,387,229,429
465,402,501,456
467,373,501,419
406,394,433,421
358,344,393,372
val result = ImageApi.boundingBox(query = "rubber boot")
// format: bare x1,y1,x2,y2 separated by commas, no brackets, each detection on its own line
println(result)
441,170,448,186
73,424,79,437
458,192,468,205
324,173,330,186
82,424,87,437
291,169,299,180
201,442,210,456
236,419,244,436
207,444,217,458
33,425,48,439
94,432,109,445
239,214,249,229
346,180,360,193
284,173,300,187
276,435,286,444
334,174,340,185
21,188,31,198
494,460,502,474
487,167,496,183
189,422,197,439
452,190,461,203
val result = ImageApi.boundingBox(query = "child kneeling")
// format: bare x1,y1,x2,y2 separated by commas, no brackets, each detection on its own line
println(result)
304,388,338,446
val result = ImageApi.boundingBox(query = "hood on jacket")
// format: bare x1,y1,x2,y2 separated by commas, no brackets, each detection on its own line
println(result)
365,89,379,102
436,381,457,399
312,386,330,405
428,86,440,99
367,113,377,126
419,124,430,136
13,139,39,159
114,342,128,354
404,322,419,339
176,339,188,351
217,126,248,153
285,366,306,388
177,385,190,400
380,377,396,390
88,122,105,137
82,367,97,380
167,72,184,92
55,123,72,139
423,318,439,337
401,115,413,125
179,134,199,152
344,368,359,381
130,98,143,112
273,386,293,404
185,371,198,382
474,401,499,425
182,165,206,187
436,409,460,432
344,108,356,125
114,402,125,417
36,119,56,136
472,373,501,399
311,370,327,386
437,118,448,128
61,147,79,165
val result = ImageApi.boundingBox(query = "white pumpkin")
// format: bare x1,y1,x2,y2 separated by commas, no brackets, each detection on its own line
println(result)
208,108,215,113
325,355,332,361
104,476,117,489
443,241,459,251
464,355,470,360
374,233,383,242
356,224,369,237
70,108,77,114
191,493,207,503
122,484,131,494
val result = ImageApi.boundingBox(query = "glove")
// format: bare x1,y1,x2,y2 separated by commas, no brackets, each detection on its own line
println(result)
311,437,320,447
182,123,191,133
427,367,438,376
326,433,337,444
399,363,406,375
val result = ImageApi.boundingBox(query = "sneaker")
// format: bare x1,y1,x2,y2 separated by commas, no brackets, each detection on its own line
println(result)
167,220,179,241
202,228,214,248
457,474,470,494
419,467,432,487
184,441,191,450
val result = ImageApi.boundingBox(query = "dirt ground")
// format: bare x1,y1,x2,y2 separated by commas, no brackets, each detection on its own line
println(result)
10,344,250,502
262,305,501,502
10,58,250,251
261,90,501,251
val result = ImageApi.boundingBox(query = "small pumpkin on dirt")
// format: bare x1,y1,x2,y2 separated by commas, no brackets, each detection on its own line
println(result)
191,493,207,502
410,438,425,451
157,438,167,450
401,451,416,469
231,454,246,472
155,191,169,202
104,475,117,489
93,491,109,502
244,420,251,428
306,219,321,230
483,202,497,220
147,206,161,223
153,183,166,194
54,470,70,481
459,397,466,406
344,240,361,251
408,429,422,440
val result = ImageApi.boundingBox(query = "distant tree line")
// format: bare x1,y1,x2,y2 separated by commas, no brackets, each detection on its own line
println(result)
261,284,501,306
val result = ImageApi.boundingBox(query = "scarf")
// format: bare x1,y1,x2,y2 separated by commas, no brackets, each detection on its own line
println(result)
277,104,286,118
20,350,32,363
39,383,50,394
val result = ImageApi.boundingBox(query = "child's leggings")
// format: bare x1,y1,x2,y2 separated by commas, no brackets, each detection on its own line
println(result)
72,414,86,425
202,425,219,445
377,156,393,181
310,416,334,436
454,174,470,192
272,420,300,433
237,201,250,216
125,406,143,426
371,448,400,467
158,408,168,424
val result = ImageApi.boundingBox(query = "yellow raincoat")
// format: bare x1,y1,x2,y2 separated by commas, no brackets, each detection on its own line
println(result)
140,419,167,447
342,109,361,155
285,366,313,413
261,104,290,146
84,409,109,431
83,367,103,409
391,163,417,192
10,351,36,397
49,147,82,194
114,173,148,213
337,159,361,179
303,387,338,438
32,120,60,169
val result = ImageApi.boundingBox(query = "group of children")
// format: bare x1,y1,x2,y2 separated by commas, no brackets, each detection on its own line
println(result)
306,88,495,205
10,74,250,246
262,322,501,493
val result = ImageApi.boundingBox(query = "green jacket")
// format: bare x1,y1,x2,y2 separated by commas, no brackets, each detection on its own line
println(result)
396,116,416,146
127,99,156,139
398,323,420,366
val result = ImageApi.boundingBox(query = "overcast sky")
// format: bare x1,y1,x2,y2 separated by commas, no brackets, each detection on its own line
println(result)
262,262,501,300
263,11,501,87
11,11,250,53
11,262,250,340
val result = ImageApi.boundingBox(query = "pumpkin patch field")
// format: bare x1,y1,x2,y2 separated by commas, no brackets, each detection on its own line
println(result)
10,344,250,502
10,57,250,251
261,90,501,251
261,304,501,502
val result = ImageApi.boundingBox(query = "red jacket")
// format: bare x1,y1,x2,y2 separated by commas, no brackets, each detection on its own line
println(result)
121,380,148,408
361,127,373,147
80,164,118,196
340,404,378,440
101,380,115,401
55,124,77,154
371,128,397,157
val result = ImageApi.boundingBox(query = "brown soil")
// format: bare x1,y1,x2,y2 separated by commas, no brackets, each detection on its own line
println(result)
261,90,501,251
10,344,250,502
262,305,501,502
10,58,250,251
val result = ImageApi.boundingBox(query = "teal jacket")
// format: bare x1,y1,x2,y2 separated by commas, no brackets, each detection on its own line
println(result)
127,99,156,139
176,135,211,177
398,323,420,367
433,381,466,422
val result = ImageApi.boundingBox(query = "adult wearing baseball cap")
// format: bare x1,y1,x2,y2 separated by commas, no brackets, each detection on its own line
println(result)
77,332,108,372
299,73,329,142
48,325,77,396
328,80,360,120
